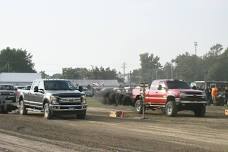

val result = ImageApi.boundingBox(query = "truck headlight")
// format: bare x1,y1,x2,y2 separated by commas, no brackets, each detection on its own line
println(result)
180,92,186,98
81,95,86,104
50,96,59,104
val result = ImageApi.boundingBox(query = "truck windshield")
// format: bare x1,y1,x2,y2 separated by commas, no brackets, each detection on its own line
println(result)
44,81,76,90
0,85,15,90
167,81,190,89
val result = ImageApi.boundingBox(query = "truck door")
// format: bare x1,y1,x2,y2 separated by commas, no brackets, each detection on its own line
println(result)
144,80,160,104
156,81,167,104
33,80,44,108
24,80,38,104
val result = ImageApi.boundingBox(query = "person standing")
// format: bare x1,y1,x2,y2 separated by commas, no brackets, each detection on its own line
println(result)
205,86,212,105
211,85,218,106
225,86,228,105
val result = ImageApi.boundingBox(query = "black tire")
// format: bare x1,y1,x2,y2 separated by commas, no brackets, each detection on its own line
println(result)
194,105,206,117
19,100,27,115
0,106,8,114
44,103,53,119
77,110,86,119
160,107,166,114
108,92,115,105
135,100,144,114
122,95,132,106
165,101,177,116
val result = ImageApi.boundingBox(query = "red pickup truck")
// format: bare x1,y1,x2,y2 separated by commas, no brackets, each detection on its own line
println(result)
133,79,207,117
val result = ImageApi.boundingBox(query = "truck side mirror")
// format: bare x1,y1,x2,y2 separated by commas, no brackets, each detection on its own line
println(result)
192,86,197,90
34,86,38,92
39,89,44,94
79,86,83,92
158,85,162,90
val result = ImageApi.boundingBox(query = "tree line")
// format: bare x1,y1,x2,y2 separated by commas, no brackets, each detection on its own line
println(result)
131,44,228,83
0,44,227,83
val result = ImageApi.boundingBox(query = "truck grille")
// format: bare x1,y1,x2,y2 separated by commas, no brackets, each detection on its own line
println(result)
56,93,81,98
59,102,82,105
182,96,205,101
185,91,202,95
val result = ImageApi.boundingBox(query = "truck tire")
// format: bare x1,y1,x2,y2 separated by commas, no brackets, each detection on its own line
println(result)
0,106,8,114
135,100,144,114
77,110,86,119
19,100,27,115
44,103,53,119
194,105,206,117
160,108,166,114
165,101,177,116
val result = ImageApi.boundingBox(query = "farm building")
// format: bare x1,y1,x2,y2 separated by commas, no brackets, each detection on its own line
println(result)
0,72,41,86
70,79,120,89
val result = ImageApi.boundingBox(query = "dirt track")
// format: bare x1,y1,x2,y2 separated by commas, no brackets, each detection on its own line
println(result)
0,105,228,152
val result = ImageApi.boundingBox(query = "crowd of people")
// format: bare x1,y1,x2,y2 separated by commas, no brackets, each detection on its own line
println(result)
205,85,228,106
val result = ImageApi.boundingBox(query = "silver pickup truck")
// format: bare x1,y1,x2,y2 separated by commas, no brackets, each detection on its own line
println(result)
0,84,17,113
17,79,87,119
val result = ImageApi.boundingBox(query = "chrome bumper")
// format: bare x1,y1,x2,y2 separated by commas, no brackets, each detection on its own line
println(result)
179,101,207,104
50,104,87,112
175,98,207,104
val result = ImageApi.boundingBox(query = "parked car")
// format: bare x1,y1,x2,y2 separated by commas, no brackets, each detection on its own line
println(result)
0,84,17,113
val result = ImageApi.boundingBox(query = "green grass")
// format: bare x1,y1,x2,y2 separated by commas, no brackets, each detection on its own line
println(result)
86,97,104,107
86,97,135,112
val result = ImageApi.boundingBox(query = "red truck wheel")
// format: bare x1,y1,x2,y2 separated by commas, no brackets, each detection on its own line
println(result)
165,101,177,116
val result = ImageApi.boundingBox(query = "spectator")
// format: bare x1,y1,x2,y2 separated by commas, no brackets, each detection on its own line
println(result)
225,86,228,105
205,86,212,105
211,85,218,106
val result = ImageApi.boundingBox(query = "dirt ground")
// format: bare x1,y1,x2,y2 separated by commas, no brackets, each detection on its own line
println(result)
0,104,228,152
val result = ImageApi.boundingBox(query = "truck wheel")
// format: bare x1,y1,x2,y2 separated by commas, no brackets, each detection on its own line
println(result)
77,110,86,119
135,100,144,114
0,106,8,114
165,101,177,116
160,108,166,114
19,100,27,115
194,105,206,117
44,103,53,119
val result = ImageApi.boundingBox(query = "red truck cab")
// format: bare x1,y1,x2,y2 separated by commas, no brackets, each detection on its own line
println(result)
134,79,207,116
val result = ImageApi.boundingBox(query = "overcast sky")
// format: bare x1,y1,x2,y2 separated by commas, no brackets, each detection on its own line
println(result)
0,0,227,75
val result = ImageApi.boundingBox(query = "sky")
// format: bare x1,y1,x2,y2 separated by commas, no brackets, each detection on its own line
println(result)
0,0,228,75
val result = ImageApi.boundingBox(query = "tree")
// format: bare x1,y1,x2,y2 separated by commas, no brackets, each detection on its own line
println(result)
139,53,161,83
130,69,141,84
160,62,173,79
40,71,50,79
173,52,204,81
0,47,36,72
62,68,89,79
203,44,224,80
51,73,63,79
62,66,118,80
206,47,228,81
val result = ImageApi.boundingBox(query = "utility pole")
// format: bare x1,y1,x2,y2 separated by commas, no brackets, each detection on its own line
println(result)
171,64,173,79
194,42,198,56
122,62,126,82
129,71,132,88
